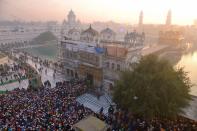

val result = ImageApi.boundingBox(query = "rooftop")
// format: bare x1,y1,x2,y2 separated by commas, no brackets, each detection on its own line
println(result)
81,25,99,36
105,44,128,58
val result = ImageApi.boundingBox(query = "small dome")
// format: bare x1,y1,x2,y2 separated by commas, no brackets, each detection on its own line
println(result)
81,25,99,36
101,27,115,35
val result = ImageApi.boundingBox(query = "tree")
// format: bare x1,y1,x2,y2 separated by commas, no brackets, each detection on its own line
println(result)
113,54,192,118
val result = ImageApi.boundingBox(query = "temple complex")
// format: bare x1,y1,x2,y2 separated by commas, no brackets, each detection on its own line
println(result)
59,12,145,90
158,30,184,48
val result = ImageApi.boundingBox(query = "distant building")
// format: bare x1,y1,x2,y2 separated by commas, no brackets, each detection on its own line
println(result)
124,30,145,48
62,10,81,35
166,10,172,26
193,19,197,27
67,10,76,25
138,11,143,27
0,22,61,46
158,30,184,47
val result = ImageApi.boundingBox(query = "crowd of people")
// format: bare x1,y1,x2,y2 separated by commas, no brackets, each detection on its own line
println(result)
0,63,27,85
96,106,197,131
1,79,197,130
0,80,93,130
0,53,197,131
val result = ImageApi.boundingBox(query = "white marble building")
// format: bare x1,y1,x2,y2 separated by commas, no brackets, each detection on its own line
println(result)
0,22,61,46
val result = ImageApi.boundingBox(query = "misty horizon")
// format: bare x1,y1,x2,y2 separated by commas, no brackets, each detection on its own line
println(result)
1,0,197,25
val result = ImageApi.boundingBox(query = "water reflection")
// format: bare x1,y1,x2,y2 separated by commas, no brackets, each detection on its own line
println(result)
177,51,197,96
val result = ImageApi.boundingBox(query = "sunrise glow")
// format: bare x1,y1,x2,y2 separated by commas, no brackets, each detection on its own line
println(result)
1,0,197,25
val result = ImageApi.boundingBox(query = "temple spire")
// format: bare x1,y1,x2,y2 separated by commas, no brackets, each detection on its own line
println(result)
139,10,143,27
166,9,172,26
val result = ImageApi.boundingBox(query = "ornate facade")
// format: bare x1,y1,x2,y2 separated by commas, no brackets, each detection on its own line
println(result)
60,23,145,90
59,36,104,87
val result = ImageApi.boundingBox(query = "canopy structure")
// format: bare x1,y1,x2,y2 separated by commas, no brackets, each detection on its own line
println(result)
74,116,108,131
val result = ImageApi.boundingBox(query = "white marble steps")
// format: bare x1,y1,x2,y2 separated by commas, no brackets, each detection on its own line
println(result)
76,93,112,115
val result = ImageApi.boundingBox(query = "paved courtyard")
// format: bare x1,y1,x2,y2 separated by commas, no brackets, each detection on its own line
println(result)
26,57,66,88
0,54,66,91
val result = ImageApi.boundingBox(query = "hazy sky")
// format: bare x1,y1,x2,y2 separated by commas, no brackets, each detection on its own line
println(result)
0,0,196,25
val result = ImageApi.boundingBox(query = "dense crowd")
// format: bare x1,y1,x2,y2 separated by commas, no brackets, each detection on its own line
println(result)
0,54,197,130
0,63,26,85
1,79,197,130
0,80,93,130
96,106,197,131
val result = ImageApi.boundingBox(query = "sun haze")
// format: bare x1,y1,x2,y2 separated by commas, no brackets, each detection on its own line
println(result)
0,0,197,25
